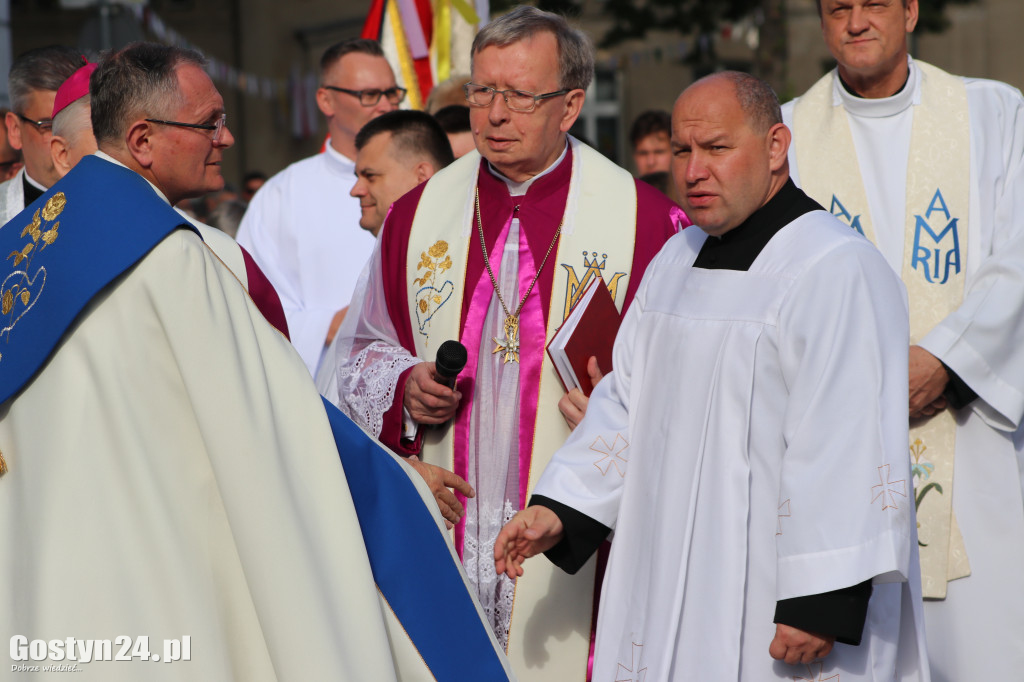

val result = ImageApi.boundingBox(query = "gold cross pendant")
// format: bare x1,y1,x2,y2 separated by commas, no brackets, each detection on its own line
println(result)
492,314,520,364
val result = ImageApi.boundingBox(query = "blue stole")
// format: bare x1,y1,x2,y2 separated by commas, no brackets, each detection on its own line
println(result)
321,397,511,680
0,155,195,405
0,155,509,679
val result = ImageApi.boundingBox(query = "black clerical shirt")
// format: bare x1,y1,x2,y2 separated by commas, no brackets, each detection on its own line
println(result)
532,179,872,646
22,173,44,207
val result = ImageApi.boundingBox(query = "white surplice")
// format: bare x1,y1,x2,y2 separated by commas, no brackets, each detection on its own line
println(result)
783,58,1024,681
237,142,376,375
534,211,929,681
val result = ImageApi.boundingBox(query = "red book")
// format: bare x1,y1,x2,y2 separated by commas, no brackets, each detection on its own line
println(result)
547,277,621,396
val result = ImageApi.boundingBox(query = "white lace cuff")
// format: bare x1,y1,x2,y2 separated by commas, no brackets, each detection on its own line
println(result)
336,340,421,437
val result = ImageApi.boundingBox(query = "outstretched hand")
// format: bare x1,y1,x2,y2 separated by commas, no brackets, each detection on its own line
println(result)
406,456,474,529
493,506,564,579
557,356,605,430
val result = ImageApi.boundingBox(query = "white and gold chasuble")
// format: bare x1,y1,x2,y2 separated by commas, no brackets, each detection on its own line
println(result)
793,61,971,598
405,139,637,681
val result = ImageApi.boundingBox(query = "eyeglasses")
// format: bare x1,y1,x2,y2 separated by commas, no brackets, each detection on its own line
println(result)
463,83,570,113
322,85,407,106
145,113,228,143
16,113,52,133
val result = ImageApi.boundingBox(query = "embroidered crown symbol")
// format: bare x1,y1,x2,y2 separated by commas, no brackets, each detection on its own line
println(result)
582,251,607,271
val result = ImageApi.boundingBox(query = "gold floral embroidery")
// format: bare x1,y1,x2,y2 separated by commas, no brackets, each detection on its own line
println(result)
41,192,66,222
413,240,454,346
0,192,68,361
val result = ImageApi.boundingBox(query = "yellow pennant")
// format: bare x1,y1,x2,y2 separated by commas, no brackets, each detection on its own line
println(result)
388,0,422,110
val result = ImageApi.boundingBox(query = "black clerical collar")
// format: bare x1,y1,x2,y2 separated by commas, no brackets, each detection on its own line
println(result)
22,173,44,207
693,179,823,271
838,69,911,99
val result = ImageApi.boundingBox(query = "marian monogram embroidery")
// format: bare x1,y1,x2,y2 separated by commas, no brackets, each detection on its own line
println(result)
871,464,907,511
829,195,864,235
911,188,962,284
0,193,67,363
560,250,626,321
413,240,454,347
615,641,647,682
591,433,629,477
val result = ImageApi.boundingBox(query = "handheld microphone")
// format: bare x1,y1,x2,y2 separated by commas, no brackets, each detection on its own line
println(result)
435,340,468,390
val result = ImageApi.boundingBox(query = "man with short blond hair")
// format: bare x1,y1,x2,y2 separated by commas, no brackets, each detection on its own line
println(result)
237,38,403,375
325,6,684,679
784,2,1024,678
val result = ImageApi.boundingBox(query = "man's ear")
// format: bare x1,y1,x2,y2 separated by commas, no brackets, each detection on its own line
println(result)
905,0,920,33
316,88,334,118
50,136,71,178
558,88,586,133
125,120,156,169
414,160,433,184
767,122,791,172
6,111,22,152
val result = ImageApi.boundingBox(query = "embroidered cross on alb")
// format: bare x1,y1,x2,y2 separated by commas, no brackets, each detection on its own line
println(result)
591,433,629,477
792,661,840,681
615,641,647,682
871,464,907,511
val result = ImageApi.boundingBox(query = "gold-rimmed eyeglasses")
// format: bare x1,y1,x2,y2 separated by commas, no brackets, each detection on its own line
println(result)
463,83,570,113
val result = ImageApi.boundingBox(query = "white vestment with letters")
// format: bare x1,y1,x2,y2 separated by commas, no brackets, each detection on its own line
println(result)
784,59,1024,681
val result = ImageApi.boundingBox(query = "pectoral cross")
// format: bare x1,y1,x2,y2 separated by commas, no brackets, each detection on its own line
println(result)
492,314,520,364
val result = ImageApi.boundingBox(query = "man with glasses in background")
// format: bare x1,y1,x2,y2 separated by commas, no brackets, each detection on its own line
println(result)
0,45,80,225
237,38,403,376
327,7,684,680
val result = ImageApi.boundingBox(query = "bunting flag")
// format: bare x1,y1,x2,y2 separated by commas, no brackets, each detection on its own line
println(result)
362,0,483,109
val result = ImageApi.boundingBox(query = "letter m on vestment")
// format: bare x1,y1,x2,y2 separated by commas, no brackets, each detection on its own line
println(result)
911,189,962,285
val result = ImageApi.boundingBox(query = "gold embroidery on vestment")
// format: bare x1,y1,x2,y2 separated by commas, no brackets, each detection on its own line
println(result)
0,192,68,363
413,240,454,347
560,250,627,321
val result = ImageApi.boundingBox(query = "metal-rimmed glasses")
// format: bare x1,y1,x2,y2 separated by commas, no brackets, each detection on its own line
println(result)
145,113,228,143
463,83,570,113
321,85,408,106
15,113,52,133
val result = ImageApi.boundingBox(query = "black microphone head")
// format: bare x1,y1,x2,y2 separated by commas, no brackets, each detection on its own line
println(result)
436,340,468,378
